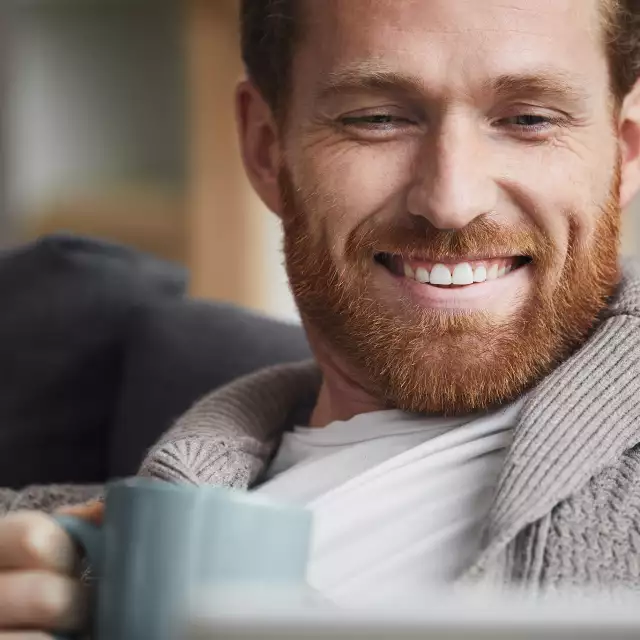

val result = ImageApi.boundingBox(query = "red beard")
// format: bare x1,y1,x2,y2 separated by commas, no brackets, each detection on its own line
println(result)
280,166,621,415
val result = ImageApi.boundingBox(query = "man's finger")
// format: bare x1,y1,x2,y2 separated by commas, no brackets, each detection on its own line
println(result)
0,571,88,631
0,514,78,575
56,502,104,527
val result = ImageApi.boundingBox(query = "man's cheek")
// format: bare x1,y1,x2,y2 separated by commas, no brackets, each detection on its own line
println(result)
318,142,411,193
296,174,381,258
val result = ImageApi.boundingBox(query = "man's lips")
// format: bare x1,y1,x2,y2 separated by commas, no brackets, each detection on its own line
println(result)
374,251,534,310
375,253,532,287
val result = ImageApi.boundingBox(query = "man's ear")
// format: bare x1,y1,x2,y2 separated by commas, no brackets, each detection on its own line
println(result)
235,80,283,215
619,78,640,208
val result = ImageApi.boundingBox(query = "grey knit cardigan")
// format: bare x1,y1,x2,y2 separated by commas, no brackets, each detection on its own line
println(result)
3,260,640,592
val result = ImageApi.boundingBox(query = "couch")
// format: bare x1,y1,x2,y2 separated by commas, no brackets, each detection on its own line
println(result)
0,234,311,489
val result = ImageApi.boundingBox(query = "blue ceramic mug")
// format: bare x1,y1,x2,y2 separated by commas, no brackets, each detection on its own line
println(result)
53,478,313,640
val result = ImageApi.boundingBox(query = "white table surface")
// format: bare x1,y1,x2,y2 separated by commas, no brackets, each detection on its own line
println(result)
181,586,640,640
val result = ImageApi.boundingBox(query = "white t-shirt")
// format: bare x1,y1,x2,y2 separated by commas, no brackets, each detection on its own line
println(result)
255,401,523,606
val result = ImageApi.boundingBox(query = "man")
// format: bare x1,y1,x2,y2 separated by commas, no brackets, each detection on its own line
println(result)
0,0,640,634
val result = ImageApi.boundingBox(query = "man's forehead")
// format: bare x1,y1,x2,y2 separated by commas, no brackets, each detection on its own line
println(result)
303,0,602,35
300,0,603,63
295,0,606,96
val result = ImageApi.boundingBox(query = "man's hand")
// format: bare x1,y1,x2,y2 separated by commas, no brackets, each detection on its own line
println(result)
0,502,102,637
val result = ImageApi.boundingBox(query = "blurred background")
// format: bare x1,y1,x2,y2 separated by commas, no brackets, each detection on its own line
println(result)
1,0,297,321
1,0,639,323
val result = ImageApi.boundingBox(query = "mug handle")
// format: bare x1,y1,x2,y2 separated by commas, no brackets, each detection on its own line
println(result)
51,515,105,640
53,514,104,575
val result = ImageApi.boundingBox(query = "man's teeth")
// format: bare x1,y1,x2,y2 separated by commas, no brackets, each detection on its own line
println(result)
401,261,514,286
474,265,487,283
431,264,453,286
416,267,429,284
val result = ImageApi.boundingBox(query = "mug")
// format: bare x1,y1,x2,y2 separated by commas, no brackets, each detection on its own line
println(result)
53,477,313,640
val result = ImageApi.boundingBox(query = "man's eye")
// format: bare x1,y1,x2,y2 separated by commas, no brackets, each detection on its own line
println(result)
503,114,553,130
341,114,412,127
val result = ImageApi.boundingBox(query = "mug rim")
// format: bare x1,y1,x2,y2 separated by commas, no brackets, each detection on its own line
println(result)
108,477,311,515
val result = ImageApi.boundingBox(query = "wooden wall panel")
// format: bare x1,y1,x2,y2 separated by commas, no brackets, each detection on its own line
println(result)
185,0,263,307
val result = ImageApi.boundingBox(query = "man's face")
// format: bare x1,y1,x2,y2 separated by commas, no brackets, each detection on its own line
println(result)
278,0,621,415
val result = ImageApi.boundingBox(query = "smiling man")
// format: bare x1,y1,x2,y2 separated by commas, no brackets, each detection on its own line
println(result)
1,0,640,633
140,0,640,599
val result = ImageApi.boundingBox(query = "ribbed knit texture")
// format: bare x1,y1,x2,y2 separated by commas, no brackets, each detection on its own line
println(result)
2,260,640,590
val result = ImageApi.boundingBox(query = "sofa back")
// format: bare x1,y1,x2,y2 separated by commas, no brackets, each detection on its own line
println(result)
0,235,310,487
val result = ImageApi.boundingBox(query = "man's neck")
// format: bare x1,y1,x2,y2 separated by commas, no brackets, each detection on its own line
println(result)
307,341,387,427
309,378,387,427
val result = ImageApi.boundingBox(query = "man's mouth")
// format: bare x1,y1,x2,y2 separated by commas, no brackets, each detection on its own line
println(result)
374,253,532,288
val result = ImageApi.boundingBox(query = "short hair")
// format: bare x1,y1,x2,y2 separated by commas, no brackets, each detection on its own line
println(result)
604,0,640,103
240,0,640,116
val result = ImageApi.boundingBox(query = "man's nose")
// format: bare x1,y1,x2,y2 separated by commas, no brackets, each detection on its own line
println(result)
406,119,497,230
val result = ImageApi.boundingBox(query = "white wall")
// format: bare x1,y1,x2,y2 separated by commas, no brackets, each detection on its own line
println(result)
623,195,640,256
6,0,185,220
259,202,300,322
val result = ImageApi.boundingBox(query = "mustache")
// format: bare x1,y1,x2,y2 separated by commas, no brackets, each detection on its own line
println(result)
346,215,554,263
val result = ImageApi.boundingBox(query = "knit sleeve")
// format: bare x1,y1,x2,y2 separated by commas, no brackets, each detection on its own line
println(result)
0,484,103,516
139,360,322,489
136,377,281,489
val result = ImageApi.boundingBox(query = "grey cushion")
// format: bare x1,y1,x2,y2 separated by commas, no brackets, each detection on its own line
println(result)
109,298,311,477
0,235,186,488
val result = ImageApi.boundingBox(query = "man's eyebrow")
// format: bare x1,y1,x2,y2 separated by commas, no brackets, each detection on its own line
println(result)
315,63,591,107
485,71,591,106
315,65,425,102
